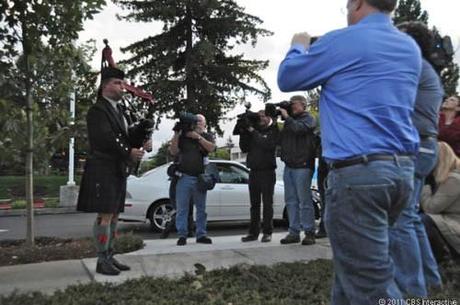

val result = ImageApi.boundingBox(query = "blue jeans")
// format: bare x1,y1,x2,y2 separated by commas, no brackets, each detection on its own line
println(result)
390,138,442,296
175,174,207,238
283,166,315,235
324,157,414,305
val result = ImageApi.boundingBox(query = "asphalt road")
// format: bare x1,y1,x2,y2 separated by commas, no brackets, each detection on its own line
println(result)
0,213,287,241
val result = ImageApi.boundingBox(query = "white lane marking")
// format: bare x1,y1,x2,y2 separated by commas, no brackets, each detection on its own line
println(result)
0,229,9,233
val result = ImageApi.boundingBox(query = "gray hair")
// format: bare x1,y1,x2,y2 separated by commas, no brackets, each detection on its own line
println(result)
365,0,397,13
290,95,308,108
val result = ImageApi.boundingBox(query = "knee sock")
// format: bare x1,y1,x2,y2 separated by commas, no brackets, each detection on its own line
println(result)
93,218,110,259
108,221,118,254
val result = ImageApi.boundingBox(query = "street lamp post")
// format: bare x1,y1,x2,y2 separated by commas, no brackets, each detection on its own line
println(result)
67,90,76,186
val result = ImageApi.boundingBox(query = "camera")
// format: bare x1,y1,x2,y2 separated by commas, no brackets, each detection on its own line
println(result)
265,100,291,118
232,102,261,135
173,112,198,133
430,33,454,72
128,118,154,148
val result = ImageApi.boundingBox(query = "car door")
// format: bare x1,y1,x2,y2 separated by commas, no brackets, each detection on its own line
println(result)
214,162,251,220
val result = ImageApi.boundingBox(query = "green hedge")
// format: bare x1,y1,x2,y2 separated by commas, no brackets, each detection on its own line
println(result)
0,176,81,199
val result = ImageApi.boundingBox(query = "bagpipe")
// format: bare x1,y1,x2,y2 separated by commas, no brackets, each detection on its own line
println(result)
101,39,155,173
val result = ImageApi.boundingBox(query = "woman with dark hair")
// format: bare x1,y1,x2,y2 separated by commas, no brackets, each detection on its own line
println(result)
421,141,460,262
439,95,460,156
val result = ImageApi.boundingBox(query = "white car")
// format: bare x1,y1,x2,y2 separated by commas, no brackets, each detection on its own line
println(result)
120,159,320,231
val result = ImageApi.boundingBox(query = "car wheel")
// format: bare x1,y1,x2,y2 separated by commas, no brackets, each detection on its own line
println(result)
148,200,175,232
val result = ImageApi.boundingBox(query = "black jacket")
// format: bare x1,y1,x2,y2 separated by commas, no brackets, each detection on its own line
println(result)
280,112,317,169
239,123,279,171
77,98,133,213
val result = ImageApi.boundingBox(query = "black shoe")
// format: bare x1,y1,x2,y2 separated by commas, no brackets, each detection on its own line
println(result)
280,234,301,244
160,229,170,239
111,256,131,271
261,234,272,243
315,230,327,239
107,250,131,271
96,258,120,276
302,231,316,245
177,237,187,246
196,236,212,244
241,235,258,242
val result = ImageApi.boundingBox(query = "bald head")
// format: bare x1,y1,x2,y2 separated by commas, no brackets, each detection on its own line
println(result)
196,114,207,132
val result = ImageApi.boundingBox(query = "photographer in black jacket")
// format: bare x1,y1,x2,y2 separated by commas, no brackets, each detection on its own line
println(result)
239,110,280,243
279,95,317,245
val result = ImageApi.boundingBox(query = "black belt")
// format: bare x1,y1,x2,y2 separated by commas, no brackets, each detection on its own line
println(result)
329,154,413,170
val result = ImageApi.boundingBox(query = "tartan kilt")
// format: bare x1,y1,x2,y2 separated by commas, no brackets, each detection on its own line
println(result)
77,159,127,214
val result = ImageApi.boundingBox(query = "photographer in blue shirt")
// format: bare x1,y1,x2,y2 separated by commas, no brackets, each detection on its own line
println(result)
278,0,421,303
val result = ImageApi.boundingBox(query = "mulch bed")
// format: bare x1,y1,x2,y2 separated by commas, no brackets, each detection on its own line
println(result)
0,237,96,266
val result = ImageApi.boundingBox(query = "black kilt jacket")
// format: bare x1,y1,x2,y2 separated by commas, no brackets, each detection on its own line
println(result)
77,98,133,213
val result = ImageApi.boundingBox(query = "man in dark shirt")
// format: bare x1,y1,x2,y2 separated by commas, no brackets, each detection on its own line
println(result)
169,114,216,246
278,95,317,246
389,21,444,296
239,110,279,243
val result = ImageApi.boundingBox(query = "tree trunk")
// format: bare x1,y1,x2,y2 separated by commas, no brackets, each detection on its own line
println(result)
23,27,35,247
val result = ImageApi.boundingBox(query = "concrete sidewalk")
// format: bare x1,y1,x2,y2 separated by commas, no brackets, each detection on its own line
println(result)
0,233,332,296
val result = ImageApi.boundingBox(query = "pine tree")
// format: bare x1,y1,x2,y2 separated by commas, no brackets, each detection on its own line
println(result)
393,0,429,25
394,0,458,94
114,0,273,133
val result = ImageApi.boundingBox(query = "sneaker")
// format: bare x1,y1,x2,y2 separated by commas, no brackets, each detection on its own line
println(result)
177,237,187,246
261,234,272,243
280,234,300,244
241,235,258,242
196,236,212,244
302,231,316,245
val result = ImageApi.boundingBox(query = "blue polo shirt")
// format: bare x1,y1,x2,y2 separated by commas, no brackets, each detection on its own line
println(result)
278,13,421,160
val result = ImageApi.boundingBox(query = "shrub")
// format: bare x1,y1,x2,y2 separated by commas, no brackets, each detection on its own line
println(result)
113,232,145,254
11,199,26,209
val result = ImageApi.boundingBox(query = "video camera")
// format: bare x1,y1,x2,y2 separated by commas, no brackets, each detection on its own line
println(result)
173,112,198,133
430,32,454,72
232,102,261,135
128,119,154,148
265,100,291,118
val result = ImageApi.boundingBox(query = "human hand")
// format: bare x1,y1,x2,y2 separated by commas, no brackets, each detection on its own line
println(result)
279,108,289,119
291,32,312,49
130,148,145,162
185,131,200,140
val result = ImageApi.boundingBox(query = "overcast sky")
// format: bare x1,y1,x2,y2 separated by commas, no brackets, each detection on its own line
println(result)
78,0,460,152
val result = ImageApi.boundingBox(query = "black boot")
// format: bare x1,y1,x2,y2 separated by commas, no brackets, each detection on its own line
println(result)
96,252,120,276
108,250,131,271
160,220,174,239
